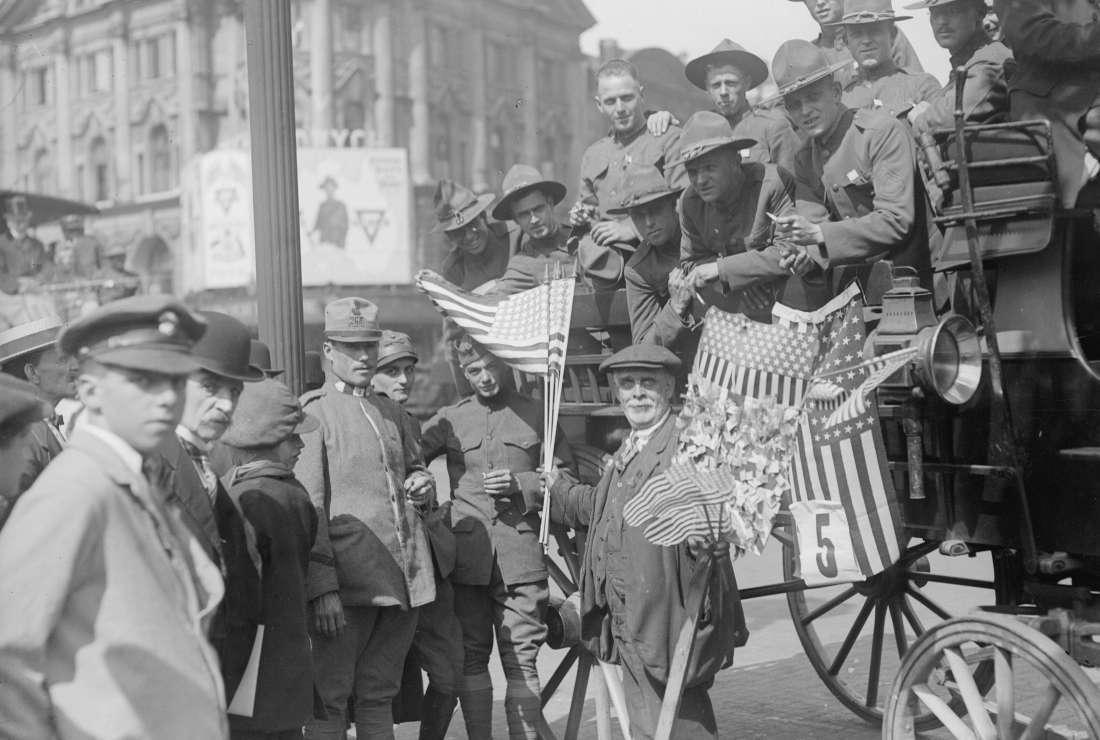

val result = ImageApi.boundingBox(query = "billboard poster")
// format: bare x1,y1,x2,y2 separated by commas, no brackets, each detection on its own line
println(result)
199,151,255,289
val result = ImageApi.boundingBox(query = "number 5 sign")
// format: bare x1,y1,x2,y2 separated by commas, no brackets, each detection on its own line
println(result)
789,500,864,586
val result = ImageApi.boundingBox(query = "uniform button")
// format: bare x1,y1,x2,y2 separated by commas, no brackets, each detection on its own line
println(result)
831,184,840,192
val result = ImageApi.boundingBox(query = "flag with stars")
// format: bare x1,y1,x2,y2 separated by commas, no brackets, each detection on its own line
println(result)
415,269,574,376
774,284,904,577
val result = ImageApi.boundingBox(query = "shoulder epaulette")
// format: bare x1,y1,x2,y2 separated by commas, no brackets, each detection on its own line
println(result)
300,387,327,407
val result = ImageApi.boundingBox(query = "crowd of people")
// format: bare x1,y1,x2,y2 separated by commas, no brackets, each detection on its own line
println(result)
0,0,1097,739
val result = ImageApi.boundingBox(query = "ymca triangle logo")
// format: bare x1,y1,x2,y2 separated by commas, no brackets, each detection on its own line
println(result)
356,208,387,244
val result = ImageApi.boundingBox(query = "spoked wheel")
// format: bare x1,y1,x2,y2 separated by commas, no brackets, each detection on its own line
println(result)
884,613,1100,739
778,518,999,729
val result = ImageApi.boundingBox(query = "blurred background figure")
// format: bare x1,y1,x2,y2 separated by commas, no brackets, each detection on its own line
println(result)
0,374,49,528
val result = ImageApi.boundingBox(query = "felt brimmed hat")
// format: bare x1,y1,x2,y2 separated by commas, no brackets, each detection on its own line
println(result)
902,0,978,8
58,295,207,375
220,378,319,448
377,330,418,369
491,165,567,222
194,311,265,382
763,40,852,105
685,39,770,92
669,111,757,167
324,297,382,343
598,344,681,374
433,180,495,233
249,339,284,378
830,0,912,24
0,317,64,366
606,163,684,216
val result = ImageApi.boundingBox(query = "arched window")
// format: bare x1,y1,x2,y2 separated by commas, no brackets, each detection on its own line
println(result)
89,136,111,201
32,148,53,192
432,112,451,180
149,124,173,192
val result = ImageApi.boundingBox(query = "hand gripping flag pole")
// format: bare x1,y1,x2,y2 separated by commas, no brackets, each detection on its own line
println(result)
539,261,573,552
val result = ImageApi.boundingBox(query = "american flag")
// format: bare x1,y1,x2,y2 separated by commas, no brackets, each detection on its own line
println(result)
622,462,733,546
820,346,918,429
415,270,574,376
775,285,904,577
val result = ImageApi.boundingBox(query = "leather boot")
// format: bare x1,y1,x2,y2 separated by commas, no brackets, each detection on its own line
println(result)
418,686,458,740
458,687,494,740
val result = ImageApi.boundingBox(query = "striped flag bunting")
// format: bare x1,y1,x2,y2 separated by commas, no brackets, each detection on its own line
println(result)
775,284,904,577
622,462,735,547
821,346,919,429
415,269,574,376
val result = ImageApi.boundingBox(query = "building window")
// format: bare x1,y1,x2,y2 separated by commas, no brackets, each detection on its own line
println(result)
75,164,85,200
32,148,53,192
337,4,364,53
136,33,176,80
26,66,50,108
149,124,173,192
89,136,111,202
79,49,114,95
487,42,514,88
135,152,145,195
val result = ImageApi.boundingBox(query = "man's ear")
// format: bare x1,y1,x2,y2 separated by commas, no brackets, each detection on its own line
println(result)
22,361,38,385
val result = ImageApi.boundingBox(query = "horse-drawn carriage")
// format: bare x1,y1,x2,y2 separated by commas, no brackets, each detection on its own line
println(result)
530,104,1100,738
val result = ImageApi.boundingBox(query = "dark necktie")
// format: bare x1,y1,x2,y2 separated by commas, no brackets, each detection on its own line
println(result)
179,438,218,500
615,433,640,473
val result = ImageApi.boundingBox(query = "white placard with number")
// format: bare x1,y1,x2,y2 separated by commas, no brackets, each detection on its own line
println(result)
789,500,864,586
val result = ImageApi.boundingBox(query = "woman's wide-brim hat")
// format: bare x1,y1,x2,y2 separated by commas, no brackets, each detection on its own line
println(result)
685,39,770,92
491,164,567,222
829,0,913,24
760,40,852,107
432,179,496,233
668,111,758,167
0,316,64,366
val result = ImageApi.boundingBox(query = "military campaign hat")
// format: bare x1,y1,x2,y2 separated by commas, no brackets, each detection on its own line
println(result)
764,40,852,104
0,374,50,433
377,330,419,369
830,0,913,24
0,316,64,367
58,295,207,375
491,165,568,222
903,0,981,8
249,339,284,378
685,39,770,92
598,344,682,374
455,334,492,367
606,163,684,216
433,180,496,233
324,297,382,342
193,311,264,382
220,378,319,449
669,111,758,167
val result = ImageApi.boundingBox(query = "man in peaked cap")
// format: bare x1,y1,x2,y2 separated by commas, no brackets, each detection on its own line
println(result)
0,317,78,494
571,58,689,291
296,297,437,739
789,0,928,89
434,179,512,292
684,39,802,174
904,0,1012,136
544,344,745,740
493,164,577,294
371,330,463,740
835,0,942,115
675,110,829,317
159,310,265,717
769,39,932,295
420,335,574,739
0,295,230,739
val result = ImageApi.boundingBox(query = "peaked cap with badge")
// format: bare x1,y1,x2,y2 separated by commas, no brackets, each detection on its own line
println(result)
830,0,912,25
324,296,382,343
491,164,568,222
433,180,496,233
685,39,770,91
606,162,684,216
377,330,418,369
58,295,207,375
766,39,853,103
193,311,264,382
669,111,758,167
0,316,65,367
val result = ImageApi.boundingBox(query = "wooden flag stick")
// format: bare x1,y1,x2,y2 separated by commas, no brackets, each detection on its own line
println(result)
654,555,714,740
598,660,633,740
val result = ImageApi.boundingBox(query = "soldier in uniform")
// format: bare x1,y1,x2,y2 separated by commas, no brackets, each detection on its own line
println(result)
492,165,576,294
836,0,942,115
160,311,264,724
544,344,745,740
420,336,574,740
571,59,688,290
0,295,229,739
683,40,802,173
769,40,932,293
996,0,1100,207
0,317,78,495
296,298,437,740
905,0,1013,135
675,111,826,317
434,179,512,292
371,330,463,740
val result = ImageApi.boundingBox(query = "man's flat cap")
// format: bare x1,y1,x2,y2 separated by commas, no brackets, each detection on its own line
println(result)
58,295,206,375
221,378,319,448
377,330,419,368
0,374,50,432
324,297,382,342
599,344,682,373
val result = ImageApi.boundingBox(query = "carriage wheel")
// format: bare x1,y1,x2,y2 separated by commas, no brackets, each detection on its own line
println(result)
884,613,1100,739
777,516,999,729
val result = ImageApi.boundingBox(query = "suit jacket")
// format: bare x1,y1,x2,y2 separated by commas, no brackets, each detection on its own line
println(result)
794,107,932,293
999,0,1100,206
0,429,227,739
550,416,746,688
18,418,64,493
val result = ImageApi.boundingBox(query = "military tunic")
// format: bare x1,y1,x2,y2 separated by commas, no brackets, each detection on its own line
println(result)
723,105,803,175
624,238,690,348
910,35,1013,135
495,226,576,294
441,221,513,291
794,107,931,292
813,26,927,89
842,66,942,116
